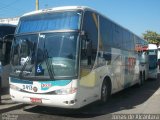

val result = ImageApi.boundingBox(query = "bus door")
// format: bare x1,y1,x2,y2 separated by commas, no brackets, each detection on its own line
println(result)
79,11,99,100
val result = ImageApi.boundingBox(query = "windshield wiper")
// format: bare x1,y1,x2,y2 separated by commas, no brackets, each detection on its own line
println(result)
43,47,55,79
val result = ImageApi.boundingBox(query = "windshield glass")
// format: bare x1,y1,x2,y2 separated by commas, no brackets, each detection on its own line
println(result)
10,32,79,79
149,55,157,70
11,34,38,77
17,11,82,34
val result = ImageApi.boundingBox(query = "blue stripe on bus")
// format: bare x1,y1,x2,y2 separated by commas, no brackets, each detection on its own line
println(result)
10,78,33,84
10,78,72,86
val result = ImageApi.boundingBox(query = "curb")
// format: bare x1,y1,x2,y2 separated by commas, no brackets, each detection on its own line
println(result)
0,103,27,114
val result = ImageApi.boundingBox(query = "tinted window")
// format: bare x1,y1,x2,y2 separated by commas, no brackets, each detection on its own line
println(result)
113,24,123,49
0,26,16,65
99,16,113,51
0,26,15,38
149,55,157,70
130,34,135,51
81,11,98,67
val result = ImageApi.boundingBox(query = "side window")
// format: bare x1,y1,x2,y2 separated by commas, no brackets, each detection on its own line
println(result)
81,11,98,68
130,33,135,51
123,30,130,51
112,24,116,48
123,30,127,50
4,40,12,65
135,36,140,52
0,26,16,65
113,25,122,49
99,16,112,51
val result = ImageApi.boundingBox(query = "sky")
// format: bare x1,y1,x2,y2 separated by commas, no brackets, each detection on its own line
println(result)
0,0,159,36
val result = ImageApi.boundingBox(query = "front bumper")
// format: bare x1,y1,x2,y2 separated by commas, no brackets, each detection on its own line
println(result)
10,89,81,109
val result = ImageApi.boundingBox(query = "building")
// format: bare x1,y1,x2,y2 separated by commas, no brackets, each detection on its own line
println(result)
0,17,19,25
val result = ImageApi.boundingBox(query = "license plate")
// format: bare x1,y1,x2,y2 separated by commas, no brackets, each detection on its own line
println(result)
30,98,42,103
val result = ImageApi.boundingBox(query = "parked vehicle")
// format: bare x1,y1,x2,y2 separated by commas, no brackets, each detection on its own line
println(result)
10,6,149,108
0,24,16,89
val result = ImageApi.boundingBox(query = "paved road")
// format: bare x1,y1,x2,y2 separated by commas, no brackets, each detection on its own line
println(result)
1,73,160,120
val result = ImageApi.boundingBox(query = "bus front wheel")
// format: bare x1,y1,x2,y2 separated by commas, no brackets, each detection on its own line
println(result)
100,80,111,103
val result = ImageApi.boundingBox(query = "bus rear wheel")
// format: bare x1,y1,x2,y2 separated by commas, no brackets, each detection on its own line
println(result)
139,72,144,86
100,80,111,103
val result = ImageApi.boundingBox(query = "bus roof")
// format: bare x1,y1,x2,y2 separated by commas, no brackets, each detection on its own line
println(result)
148,44,158,50
22,6,89,17
21,6,146,43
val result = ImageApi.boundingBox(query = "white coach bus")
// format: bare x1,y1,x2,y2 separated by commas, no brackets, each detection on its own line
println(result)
10,6,148,108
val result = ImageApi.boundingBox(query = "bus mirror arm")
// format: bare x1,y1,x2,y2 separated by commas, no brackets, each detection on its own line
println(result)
86,40,92,65
87,41,92,65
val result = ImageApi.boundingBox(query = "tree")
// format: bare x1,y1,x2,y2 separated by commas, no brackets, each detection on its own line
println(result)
143,31,160,45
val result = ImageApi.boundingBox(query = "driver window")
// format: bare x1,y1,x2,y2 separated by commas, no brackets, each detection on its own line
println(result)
81,11,98,69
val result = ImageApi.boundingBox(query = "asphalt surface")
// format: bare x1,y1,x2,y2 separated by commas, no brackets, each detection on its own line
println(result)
1,73,160,120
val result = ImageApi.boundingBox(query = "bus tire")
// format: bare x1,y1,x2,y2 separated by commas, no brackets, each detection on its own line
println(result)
100,79,111,103
139,72,144,86
143,71,145,81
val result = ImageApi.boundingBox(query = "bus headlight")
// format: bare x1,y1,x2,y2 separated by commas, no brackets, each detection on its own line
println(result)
10,84,21,91
54,87,77,95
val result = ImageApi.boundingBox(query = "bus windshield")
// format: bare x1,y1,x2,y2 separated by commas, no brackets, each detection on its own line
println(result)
17,11,81,34
149,55,157,70
10,10,82,80
11,32,79,80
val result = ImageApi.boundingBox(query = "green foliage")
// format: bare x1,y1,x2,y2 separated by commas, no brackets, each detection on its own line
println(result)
143,31,160,45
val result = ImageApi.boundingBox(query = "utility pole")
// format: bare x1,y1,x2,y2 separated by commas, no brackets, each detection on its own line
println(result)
36,0,39,10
